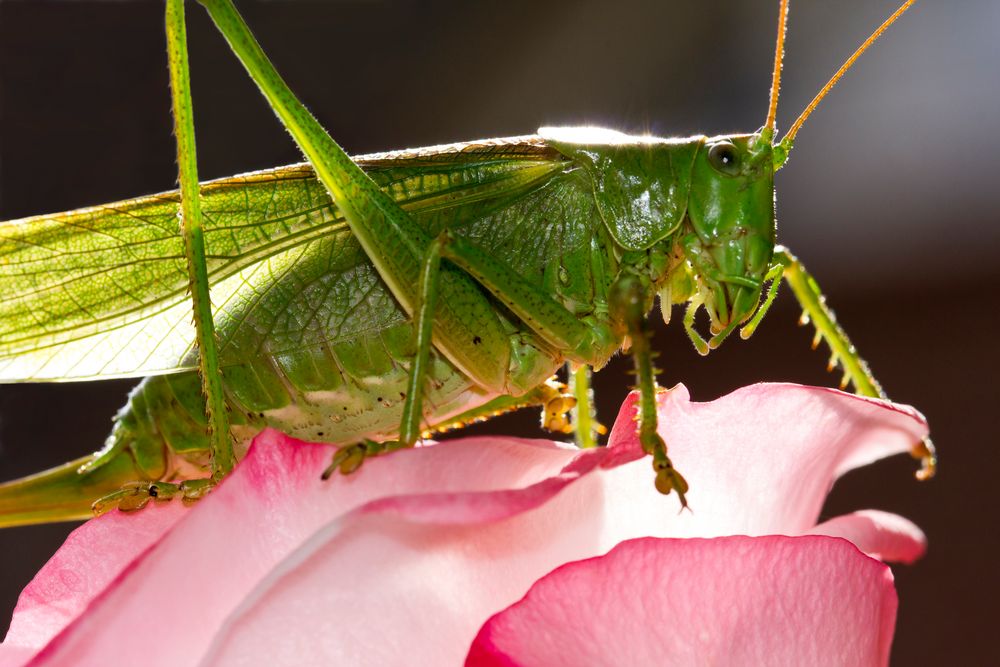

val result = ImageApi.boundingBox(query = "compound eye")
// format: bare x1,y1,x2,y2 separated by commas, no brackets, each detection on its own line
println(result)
708,141,740,175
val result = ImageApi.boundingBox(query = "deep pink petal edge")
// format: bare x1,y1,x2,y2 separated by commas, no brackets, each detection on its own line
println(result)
812,509,927,564
467,535,900,667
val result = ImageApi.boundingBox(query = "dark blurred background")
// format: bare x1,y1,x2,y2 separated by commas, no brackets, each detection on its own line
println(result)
1,1,997,663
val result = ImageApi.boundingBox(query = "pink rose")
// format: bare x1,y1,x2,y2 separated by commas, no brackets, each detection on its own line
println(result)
0,383,926,666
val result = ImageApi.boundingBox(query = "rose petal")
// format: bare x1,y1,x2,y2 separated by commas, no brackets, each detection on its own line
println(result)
196,387,925,666
604,383,928,536
0,383,925,666
18,432,607,666
199,447,659,666
0,502,186,656
0,647,32,667
467,536,899,667
812,510,927,564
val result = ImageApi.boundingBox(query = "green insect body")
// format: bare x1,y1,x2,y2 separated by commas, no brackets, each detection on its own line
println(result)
0,0,932,527
0,131,772,524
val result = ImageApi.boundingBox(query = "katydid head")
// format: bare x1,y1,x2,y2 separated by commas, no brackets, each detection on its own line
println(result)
662,0,920,353
541,126,779,353
678,133,776,351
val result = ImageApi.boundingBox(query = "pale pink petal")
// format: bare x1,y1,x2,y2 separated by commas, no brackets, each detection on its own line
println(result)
467,536,899,667
195,387,924,666
602,383,928,536
811,510,926,564
19,431,605,667
0,647,33,667
199,444,656,666
0,383,925,666
0,501,186,659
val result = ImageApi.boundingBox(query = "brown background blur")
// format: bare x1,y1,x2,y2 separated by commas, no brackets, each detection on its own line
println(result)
1,1,997,663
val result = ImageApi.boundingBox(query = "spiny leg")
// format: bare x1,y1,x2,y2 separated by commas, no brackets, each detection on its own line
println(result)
749,246,936,480
425,231,623,447
400,226,623,449
611,274,688,508
412,230,619,448
94,0,232,515
772,247,883,396
388,235,589,443
167,0,233,481
398,234,446,448
197,2,623,470
322,234,448,478
402,226,617,450
320,224,618,477
428,231,619,366
195,0,533,482
198,0,517,400
736,262,784,341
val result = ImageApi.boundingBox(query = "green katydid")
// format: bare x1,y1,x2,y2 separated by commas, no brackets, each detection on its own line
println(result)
0,0,935,527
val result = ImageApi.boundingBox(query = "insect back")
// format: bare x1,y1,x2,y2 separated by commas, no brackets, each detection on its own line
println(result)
541,127,776,352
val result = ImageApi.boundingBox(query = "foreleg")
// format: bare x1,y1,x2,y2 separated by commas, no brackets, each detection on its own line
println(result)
766,246,936,479
611,274,688,508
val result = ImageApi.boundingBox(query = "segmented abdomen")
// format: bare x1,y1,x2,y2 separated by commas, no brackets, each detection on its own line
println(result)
111,319,499,482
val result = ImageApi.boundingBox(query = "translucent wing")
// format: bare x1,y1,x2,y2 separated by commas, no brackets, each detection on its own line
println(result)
0,137,566,381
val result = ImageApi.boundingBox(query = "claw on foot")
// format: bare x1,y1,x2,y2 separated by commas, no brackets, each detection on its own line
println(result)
653,457,689,510
321,439,407,480
913,437,937,481
639,431,689,509
537,378,608,442
534,380,576,435
322,444,363,479
543,395,577,435
179,478,216,505
91,478,216,517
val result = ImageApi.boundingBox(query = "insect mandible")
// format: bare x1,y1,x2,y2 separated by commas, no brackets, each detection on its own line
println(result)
0,0,935,527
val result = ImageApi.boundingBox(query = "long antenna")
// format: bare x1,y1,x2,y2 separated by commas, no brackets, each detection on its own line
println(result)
764,0,790,134
781,0,917,146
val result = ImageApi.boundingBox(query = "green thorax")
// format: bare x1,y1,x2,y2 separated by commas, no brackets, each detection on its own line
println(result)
540,127,701,252
541,127,776,331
